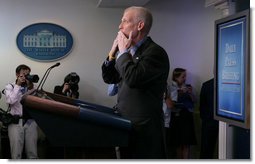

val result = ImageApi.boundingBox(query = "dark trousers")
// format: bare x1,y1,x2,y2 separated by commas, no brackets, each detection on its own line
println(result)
200,120,219,159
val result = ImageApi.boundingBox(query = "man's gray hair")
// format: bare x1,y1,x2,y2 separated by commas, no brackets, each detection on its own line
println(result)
125,6,153,34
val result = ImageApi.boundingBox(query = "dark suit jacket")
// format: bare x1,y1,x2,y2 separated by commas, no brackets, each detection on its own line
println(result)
199,78,217,121
102,37,169,158
199,78,219,158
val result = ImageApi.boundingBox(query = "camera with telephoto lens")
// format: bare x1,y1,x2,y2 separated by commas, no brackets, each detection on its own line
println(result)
26,74,39,83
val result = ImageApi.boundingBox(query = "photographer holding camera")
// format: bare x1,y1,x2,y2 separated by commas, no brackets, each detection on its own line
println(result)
54,72,80,99
50,72,80,158
3,64,38,159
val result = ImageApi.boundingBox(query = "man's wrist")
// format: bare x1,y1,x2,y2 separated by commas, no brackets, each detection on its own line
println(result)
116,49,129,59
109,51,116,60
109,53,116,60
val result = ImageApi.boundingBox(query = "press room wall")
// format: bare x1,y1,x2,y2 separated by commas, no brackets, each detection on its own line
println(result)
0,0,221,109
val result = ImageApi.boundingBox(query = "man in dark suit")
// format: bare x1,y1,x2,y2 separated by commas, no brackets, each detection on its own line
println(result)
102,6,169,159
199,78,219,159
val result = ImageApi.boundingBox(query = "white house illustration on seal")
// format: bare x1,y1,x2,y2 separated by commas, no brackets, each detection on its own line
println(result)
23,30,67,48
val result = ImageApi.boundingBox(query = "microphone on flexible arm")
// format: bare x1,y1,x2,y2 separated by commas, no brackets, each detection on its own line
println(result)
36,62,61,93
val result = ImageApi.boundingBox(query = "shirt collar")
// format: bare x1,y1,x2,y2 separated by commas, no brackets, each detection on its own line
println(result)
129,36,148,56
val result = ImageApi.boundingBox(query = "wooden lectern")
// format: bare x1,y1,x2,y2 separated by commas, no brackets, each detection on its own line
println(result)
21,91,131,158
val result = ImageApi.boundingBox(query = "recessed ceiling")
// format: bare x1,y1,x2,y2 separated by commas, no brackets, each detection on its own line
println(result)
205,0,227,7
97,0,151,8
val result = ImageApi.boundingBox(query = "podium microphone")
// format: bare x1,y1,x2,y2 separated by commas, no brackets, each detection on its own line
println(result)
50,62,60,69
36,62,60,91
